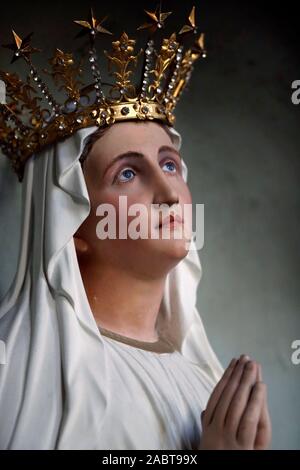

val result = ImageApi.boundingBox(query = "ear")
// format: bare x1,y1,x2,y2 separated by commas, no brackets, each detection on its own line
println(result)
73,235,89,255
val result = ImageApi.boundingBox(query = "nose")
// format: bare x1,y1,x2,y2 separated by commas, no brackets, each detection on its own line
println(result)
151,163,179,207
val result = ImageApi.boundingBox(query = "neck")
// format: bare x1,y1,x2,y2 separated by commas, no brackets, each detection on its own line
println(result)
78,259,166,342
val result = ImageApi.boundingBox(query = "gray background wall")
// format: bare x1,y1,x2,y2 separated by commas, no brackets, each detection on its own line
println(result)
0,0,299,449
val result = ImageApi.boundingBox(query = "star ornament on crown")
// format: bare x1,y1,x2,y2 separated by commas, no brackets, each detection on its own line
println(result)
0,3,207,181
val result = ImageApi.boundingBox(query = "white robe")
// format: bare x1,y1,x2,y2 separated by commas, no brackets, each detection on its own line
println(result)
95,327,216,450
0,125,224,449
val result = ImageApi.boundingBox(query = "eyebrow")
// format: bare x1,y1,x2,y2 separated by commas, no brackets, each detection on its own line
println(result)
103,145,181,177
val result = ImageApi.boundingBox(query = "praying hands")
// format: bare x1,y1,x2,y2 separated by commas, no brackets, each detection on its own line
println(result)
199,354,272,450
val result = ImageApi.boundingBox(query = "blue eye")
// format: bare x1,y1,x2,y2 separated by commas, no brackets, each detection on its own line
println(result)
163,161,177,173
117,168,136,183
115,160,177,184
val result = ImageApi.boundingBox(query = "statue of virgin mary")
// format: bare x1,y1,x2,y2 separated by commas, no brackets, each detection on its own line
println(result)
0,116,224,449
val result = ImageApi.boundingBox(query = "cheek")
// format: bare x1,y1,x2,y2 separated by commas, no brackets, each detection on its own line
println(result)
178,181,192,210
91,190,150,234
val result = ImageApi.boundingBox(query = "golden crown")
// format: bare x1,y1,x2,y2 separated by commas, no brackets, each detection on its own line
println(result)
0,3,206,181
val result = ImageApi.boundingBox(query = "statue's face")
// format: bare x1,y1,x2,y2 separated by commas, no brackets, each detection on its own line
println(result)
75,121,193,277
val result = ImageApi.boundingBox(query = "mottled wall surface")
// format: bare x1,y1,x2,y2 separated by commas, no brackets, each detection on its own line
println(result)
0,0,299,449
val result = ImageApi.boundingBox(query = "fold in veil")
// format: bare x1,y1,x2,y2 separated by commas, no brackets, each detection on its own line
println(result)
0,124,224,449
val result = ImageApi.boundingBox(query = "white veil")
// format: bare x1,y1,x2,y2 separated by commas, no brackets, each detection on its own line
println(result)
0,124,224,449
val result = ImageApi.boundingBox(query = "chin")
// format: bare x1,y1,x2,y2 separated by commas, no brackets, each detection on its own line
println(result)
148,237,190,262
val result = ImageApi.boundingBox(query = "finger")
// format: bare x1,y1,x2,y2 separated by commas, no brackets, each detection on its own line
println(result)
237,381,266,448
210,355,252,427
254,388,272,449
255,362,266,422
254,365,272,449
254,364,272,449
224,360,258,435
256,362,262,381
203,356,239,426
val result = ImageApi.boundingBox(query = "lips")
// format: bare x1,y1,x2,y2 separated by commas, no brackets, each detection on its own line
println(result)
158,213,183,228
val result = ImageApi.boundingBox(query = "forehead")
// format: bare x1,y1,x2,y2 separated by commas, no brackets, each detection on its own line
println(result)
91,121,174,158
